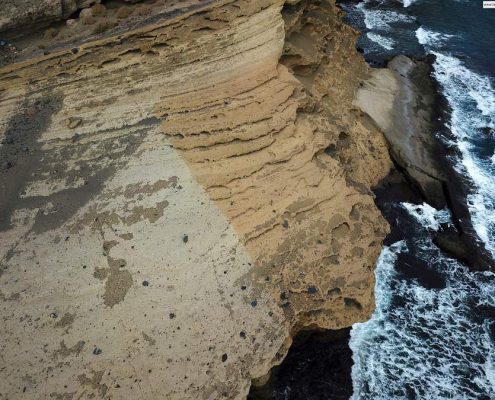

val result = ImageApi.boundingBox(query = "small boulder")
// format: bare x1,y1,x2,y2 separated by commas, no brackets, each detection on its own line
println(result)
67,117,82,129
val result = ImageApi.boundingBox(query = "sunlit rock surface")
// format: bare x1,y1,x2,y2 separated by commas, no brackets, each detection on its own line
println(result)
0,0,392,398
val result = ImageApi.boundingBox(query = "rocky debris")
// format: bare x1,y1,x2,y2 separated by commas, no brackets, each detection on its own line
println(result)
0,0,392,398
0,0,103,34
67,117,82,128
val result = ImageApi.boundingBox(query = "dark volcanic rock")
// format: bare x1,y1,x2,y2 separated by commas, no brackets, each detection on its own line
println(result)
248,329,353,400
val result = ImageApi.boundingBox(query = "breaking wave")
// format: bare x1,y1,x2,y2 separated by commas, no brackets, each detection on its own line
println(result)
346,1,495,397
416,26,495,257
350,237,495,399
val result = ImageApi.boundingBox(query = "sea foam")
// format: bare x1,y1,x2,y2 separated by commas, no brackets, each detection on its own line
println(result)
366,32,395,50
350,239,495,399
415,27,453,47
432,51,495,257
401,202,451,231
361,7,415,31
415,23,495,257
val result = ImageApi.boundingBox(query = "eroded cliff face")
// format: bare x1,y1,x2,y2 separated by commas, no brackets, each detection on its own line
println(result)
0,1,392,398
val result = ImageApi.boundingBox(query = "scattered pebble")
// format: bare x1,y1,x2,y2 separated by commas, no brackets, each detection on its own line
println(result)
67,117,82,129
250,300,257,308
221,353,228,362
239,331,246,339
79,8,93,19
282,219,289,229
169,313,175,319
182,234,188,243
307,286,317,294
142,280,149,287
93,347,102,355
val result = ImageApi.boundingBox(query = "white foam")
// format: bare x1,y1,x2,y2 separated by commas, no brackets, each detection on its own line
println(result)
433,53,495,133
366,32,395,50
401,203,452,231
402,0,418,7
432,51,495,256
361,8,415,31
415,27,453,48
350,240,495,399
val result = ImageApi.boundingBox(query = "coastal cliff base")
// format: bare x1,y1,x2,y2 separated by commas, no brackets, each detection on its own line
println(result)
355,55,494,271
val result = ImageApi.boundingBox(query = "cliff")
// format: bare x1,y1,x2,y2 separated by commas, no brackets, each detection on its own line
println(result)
0,1,392,398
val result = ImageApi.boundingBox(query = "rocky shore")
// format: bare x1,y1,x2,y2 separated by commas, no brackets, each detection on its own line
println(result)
0,1,393,398
355,54,494,272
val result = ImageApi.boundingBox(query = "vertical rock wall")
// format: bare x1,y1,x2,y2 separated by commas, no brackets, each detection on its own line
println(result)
0,0,392,398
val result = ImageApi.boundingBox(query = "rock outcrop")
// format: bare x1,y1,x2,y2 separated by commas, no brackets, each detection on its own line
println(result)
354,55,447,208
0,0,392,398
355,55,494,271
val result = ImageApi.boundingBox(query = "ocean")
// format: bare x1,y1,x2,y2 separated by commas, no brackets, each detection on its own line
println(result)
338,0,495,398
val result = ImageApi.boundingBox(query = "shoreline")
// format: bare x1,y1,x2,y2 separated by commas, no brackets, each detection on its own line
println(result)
354,55,494,271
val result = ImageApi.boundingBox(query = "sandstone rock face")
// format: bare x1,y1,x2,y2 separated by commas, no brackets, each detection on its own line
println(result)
0,0,392,398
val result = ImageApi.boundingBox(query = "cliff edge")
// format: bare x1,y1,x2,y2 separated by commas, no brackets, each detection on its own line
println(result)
0,1,392,398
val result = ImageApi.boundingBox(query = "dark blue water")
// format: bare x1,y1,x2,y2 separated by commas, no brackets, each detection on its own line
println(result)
339,1,495,398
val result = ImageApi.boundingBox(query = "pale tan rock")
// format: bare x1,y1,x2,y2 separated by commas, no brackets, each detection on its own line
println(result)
354,55,447,207
79,7,93,19
67,116,82,128
66,18,77,27
0,0,392,398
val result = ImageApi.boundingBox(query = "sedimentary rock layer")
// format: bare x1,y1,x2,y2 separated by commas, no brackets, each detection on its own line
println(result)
0,0,392,398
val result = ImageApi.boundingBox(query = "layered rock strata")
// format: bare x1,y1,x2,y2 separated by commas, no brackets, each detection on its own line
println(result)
0,0,392,398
